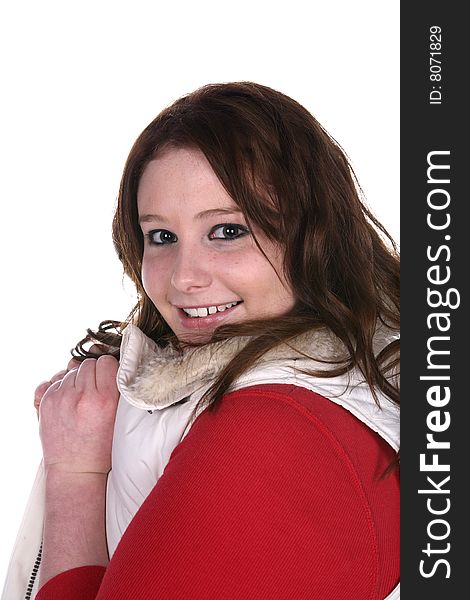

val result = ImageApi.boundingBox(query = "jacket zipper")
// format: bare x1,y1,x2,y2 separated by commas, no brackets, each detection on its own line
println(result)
24,542,42,600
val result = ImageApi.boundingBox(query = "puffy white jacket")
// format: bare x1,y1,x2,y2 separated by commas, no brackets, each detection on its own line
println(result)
1,324,400,600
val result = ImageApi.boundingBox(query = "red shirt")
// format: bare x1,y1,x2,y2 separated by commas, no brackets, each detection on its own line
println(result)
37,384,400,599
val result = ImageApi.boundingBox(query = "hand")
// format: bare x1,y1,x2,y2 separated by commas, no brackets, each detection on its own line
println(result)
39,355,120,477
33,345,110,418
34,356,81,419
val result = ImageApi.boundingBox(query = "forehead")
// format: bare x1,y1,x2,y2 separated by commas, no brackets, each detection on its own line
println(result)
137,147,239,215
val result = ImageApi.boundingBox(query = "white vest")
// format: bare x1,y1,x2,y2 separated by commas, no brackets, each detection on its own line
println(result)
2,324,400,600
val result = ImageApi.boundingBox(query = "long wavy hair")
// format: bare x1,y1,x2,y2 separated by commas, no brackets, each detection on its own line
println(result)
74,81,400,417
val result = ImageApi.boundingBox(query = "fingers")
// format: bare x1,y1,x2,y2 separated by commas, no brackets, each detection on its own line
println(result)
55,356,119,406
34,380,52,415
56,366,79,390
73,358,97,392
95,355,119,398
34,365,78,415
50,369,67,383
71,356,119,397
34,372,71,417
64,344,105,372
34,351,119,416
66,357,81,372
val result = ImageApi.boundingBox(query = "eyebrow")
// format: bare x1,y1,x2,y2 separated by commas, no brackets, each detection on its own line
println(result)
139,207,243,224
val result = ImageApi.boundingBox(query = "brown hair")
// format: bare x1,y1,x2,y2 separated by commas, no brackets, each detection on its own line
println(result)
74,81,400,415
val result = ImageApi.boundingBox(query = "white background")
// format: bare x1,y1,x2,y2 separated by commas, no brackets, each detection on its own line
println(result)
0,0,399,586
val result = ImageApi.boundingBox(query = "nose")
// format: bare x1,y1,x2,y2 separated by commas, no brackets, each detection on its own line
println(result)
170,244,213,292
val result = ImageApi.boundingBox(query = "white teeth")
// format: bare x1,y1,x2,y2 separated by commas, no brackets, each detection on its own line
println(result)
182,301,240,317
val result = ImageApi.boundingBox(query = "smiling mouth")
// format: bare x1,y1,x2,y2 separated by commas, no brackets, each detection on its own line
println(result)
180,301,242,318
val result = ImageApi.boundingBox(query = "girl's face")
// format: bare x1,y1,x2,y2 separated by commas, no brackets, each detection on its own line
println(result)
137,147,295,342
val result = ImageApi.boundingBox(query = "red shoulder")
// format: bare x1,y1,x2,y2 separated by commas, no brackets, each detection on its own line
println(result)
107,383,399,599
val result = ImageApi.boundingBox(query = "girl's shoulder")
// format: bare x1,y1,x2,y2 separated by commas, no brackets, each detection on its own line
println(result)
164,382,400,599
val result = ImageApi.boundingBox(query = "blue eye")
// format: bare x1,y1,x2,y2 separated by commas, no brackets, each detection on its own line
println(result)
146,229,177,245
209,224,249,240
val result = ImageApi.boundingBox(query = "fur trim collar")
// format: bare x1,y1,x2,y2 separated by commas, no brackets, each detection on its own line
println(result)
117,324,397,410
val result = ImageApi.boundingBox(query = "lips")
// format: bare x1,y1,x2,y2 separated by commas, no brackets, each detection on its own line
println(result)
176,300,243,329
181,301,241,318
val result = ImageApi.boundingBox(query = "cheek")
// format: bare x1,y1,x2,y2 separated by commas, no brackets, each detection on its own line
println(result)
240,250,293,307
226,253,277,295
141,256,169,302
214,252,255,290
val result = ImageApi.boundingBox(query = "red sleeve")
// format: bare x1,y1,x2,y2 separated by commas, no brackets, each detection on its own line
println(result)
36,566,105,599
37,385,399,600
